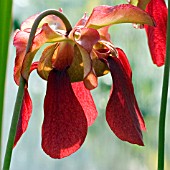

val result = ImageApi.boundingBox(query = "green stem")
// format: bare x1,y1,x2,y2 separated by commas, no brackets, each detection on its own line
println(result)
157,1,170,170
3,9,72,170
0,0,12,167
2,77,25,170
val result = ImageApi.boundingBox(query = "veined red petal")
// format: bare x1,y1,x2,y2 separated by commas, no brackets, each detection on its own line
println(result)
42,69,87,159
14,88,32,147
108,87,146,132
106,57,144,146
72,81,98,126
86,4,155,29
110,49,146,131
144,0,167,66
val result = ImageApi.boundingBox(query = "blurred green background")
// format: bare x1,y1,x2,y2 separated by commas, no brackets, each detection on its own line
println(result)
2,0,170,169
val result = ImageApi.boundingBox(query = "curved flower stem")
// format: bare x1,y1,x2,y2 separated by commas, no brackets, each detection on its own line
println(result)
26,9,72,52
3,9,72,170
2,77,25,170
157,1,170,169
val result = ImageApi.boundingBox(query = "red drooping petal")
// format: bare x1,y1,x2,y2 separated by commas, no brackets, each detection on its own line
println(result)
106,57,144,146
72,81,98,126
145,0,167,66
42,69,88,159
109,86,146,131
115,48,146,130
14,88,32,147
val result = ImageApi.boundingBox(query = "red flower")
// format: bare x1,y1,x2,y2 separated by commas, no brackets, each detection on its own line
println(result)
129,0,168,66
13,5,154,158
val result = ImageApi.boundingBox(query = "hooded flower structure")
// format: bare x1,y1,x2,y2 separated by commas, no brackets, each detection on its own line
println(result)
129,0,168,66
13,4,155,158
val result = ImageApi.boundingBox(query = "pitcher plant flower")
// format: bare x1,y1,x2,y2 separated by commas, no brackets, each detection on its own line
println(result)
13,4,155,158
128,0,168,66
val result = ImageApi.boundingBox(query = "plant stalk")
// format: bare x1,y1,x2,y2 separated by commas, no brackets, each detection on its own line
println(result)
0,0,12,167
157,1,170,169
